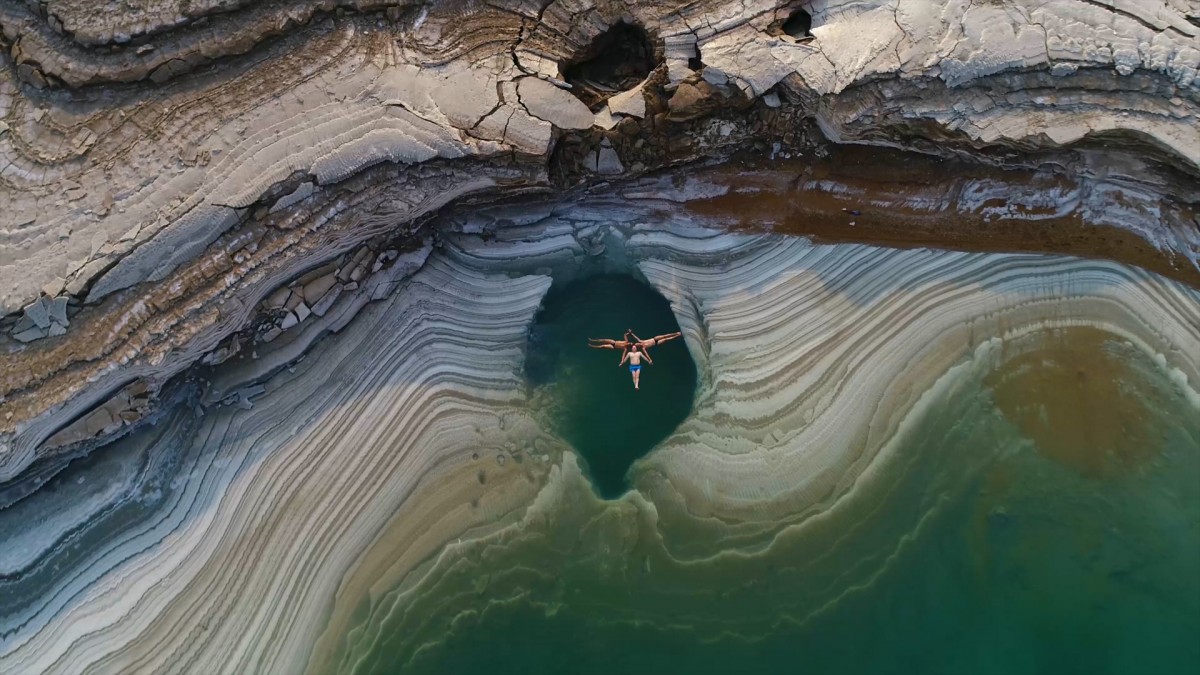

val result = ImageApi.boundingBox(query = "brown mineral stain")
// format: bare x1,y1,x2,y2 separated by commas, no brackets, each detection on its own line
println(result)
682,148,1200,288
984,327,1161,478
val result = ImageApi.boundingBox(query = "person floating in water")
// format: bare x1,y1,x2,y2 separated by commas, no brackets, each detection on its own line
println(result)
589,329,680,389
619,342,652,390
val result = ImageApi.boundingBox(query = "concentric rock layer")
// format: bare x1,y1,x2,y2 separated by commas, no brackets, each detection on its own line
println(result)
1,0,1199,671
1,203,1196,671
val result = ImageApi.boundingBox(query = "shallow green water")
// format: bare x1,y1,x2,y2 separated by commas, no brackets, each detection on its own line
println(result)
347,319,1200,675
525,274,697,498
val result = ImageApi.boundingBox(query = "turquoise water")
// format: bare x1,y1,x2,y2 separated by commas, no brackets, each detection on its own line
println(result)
525,274,697,498
344,323,1199,675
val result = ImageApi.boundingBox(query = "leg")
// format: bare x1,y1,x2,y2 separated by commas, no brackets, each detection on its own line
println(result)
650,332,682,345
589,339,629,349
632,367,641,390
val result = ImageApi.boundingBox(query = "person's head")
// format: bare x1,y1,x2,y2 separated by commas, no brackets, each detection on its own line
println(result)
630,343,641,354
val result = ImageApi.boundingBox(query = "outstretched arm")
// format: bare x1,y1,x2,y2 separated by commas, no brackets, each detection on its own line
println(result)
643,351,654,365
619,351,630,366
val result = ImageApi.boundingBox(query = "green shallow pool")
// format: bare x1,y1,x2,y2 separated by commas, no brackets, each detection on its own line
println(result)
525,274,697,498
345,323,1200,675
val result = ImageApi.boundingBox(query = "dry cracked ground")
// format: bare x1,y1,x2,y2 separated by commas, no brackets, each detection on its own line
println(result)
0,0,1198,672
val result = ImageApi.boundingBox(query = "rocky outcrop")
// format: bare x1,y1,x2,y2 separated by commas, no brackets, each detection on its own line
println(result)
0,0,1198,669
2,0,1198,484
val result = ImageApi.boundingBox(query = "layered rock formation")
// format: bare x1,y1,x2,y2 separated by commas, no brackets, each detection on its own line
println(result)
1,0,1198,671
1,204,1196,671
2,0,1198,477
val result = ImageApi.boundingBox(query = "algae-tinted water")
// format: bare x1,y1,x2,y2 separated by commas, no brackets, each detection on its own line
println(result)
525,274,696,498
345,325,1200,675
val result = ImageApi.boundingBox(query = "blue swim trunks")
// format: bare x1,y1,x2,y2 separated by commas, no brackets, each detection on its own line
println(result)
629,364,641,372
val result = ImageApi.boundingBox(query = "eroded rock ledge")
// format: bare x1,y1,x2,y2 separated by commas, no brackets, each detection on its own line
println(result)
1,0,1198,505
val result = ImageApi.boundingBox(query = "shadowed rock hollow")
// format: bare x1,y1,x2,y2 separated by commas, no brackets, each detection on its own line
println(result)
562,21,657,111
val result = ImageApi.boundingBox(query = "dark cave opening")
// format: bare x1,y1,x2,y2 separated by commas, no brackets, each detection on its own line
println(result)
525,274,696,498
782,8,813,39
562,22,656,111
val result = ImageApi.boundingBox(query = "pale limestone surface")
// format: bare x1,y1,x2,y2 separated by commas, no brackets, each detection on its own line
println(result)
0,0,1195,467
0,1,1198,668
3,0,1196,318
517,75,596,129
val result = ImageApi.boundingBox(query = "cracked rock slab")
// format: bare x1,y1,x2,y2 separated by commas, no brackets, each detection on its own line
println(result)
517,76,596,130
